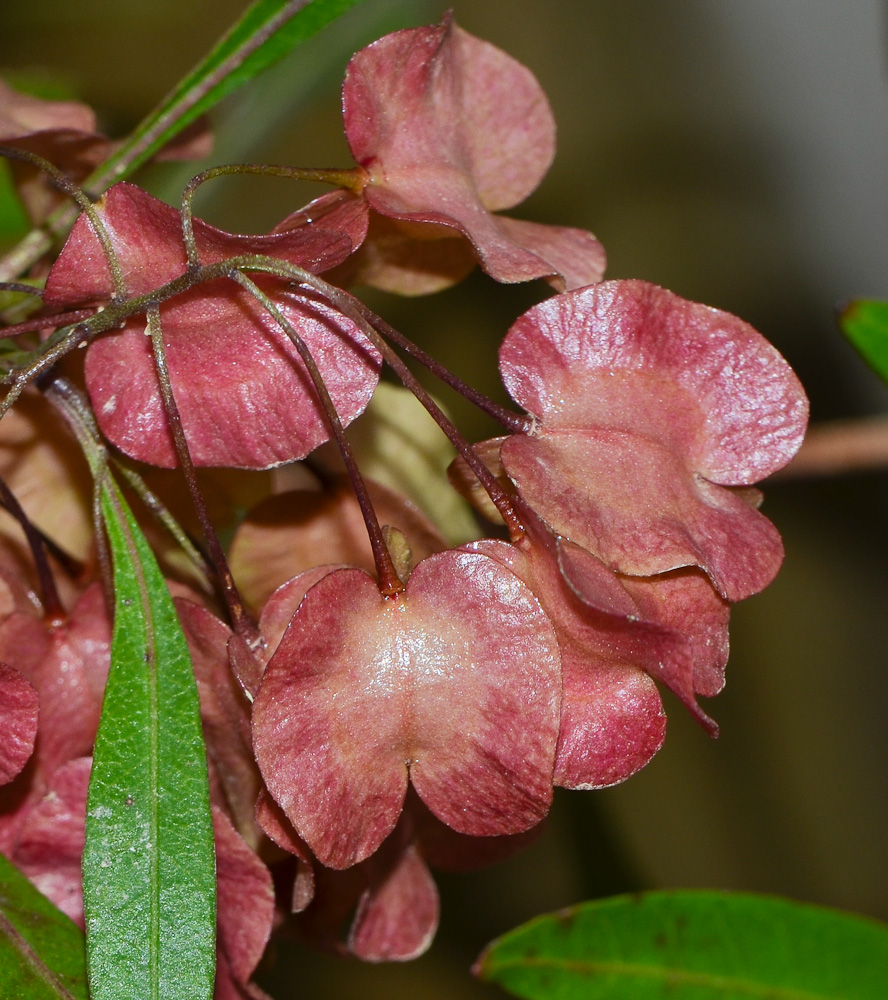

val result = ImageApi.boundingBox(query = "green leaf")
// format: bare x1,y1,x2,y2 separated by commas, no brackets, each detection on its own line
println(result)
92,0,366,185
0,852,88,999
476,890,888,1000
82,479,216,1000
840,299,888,386
0,161,29,247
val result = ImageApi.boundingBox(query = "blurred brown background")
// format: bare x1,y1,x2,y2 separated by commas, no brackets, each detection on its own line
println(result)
2,1,888,997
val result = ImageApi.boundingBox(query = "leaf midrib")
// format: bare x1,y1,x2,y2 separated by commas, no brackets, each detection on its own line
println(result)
104,484,161,1000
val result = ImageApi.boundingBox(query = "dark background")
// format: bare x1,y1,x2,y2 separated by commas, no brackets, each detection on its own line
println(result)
2,2,888,997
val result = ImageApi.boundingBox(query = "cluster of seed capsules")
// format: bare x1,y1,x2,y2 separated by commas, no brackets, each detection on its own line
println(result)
0,15,806,981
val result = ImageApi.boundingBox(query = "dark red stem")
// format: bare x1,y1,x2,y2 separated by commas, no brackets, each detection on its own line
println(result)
146,307,260,643
357,303,531,435
230,273,405,596
0,475,65,622
2,308,96,339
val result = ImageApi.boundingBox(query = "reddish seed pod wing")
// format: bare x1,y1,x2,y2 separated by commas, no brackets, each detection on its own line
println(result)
252,551,561,869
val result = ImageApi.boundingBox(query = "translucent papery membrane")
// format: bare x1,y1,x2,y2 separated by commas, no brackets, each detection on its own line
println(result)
342,18,605,291
252,551,561,869
498,280,808,483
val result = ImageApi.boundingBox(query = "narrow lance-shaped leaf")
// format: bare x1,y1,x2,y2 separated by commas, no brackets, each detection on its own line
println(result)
82,477,216,1000
476,890,888,1000
91,0,367,185
0,850,88,1000
840,299,888,387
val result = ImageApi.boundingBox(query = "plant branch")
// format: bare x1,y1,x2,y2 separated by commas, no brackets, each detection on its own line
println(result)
1,309,96,339
0,282,43,297
0,473,65,622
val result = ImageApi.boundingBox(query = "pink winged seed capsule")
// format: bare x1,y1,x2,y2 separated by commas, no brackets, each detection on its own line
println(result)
463,497,730,782
44,182,379,469
340,16,606,293
252,549,561,870
497,279,809,602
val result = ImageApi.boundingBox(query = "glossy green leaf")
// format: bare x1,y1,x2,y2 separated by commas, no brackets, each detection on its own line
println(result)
840,299,888,386
0,851,88,1000
82,479,215,1000
92,0,365,185
476,890,888,1000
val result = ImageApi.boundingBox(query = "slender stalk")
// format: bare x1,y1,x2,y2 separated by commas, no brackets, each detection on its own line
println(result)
0,146,126,300
360,314,526,541
179,163,366,267
146,306,259,640
357,303,531,434
0,282,43,297
0,474,65,622
1,308,96,339
28,524,85,582
1,323,91,420
230,270,405,595
111,461,214,589
44,377,115,607
258,265,528,540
